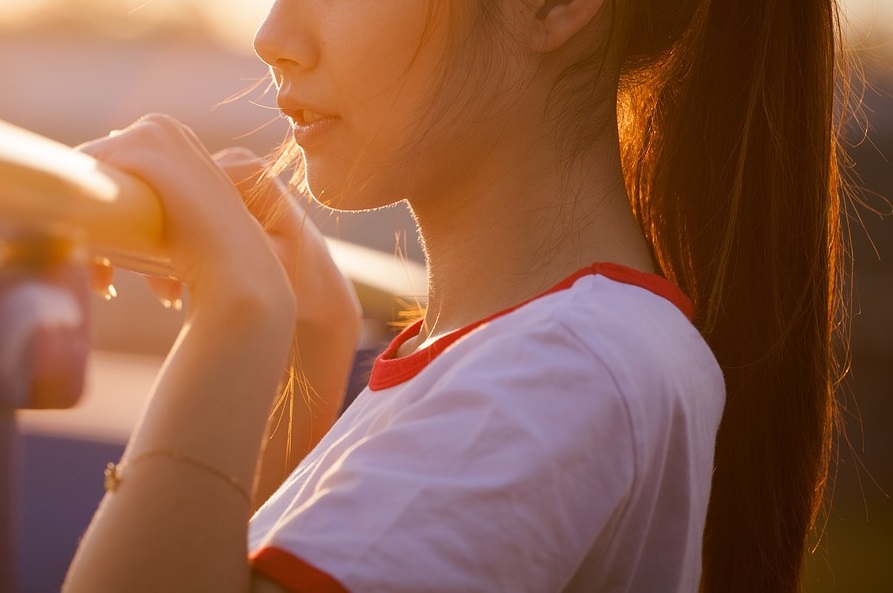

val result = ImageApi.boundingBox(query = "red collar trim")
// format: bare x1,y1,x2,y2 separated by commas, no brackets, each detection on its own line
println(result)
368,263,693,392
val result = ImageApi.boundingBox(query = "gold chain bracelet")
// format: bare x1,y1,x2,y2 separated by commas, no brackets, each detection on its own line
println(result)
104,449,251,503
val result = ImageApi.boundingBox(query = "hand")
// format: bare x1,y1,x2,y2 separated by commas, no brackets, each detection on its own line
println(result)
77,114,295,323
211,148,364,499
80,115,360,436
211,147,361,329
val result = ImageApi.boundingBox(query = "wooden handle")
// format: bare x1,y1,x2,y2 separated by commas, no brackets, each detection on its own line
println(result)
0,120,426,319
0,119,169,274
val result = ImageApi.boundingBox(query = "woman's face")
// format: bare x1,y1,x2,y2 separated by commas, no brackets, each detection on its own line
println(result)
255,0,526,211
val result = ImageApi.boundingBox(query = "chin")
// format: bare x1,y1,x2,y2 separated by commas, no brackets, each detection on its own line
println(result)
305,167,409,213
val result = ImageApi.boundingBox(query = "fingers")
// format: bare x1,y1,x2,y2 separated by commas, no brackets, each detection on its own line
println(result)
90,258,184,312
212,148,291,234
144,275,184,311
77,116,282,288
75,115,296,319
213,147,265,184
89,258,117,300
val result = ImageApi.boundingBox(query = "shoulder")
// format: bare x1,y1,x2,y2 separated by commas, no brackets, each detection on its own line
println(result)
249,276,724,593
435,273,722,401
412,273,726,456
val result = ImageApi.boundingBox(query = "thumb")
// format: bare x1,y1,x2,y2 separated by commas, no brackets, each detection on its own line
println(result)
213,148,291,233
213,147,266,186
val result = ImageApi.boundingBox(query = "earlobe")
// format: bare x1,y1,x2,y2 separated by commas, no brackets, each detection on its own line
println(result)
535,0,571,20
530,0,606,53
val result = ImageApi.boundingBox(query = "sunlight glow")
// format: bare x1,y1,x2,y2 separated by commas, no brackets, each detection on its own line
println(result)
0,0,273,52
0,0,888,52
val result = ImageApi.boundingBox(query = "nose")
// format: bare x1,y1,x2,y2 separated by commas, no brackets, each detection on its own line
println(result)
254,1,319,73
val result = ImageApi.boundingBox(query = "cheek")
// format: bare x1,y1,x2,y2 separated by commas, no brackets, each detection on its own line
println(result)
328,3,432,110
306,3,494,209
306,6,451,200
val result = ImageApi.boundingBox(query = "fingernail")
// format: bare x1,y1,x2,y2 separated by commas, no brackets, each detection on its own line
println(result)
218,147,258,163
100,284,117,300
161,298,183,311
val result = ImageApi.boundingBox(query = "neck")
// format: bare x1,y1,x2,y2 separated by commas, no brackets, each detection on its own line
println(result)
406,123,654,350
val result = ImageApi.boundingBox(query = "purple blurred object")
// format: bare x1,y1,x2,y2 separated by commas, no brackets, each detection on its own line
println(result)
0,232,89,411
0,230,89,593
0,276,89,410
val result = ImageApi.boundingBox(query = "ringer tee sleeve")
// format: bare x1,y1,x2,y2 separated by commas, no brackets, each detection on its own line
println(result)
250,322,638,593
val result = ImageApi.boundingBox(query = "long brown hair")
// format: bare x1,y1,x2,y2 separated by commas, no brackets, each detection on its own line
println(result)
614,0,847,590
262,0,848,586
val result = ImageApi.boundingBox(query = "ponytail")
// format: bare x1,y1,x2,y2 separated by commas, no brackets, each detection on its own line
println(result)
615,0,847,590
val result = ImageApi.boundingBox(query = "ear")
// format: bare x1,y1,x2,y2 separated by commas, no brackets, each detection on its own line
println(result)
528,0,608,53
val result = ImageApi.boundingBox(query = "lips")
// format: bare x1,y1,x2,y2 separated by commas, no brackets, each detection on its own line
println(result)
278,102,340,147
297,110,330,125
280,104,338,127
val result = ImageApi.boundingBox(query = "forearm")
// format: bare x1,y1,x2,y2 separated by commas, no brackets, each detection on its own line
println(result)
254,243,363,507
64,297,295,593
65,116,353,591
255,318,361,508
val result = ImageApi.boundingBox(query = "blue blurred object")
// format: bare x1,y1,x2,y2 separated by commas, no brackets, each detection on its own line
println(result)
17,433,121,593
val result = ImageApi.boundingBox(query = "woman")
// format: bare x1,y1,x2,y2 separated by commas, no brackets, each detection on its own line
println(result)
64,0,847,591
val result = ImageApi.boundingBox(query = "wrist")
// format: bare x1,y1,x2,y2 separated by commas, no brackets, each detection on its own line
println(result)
187,278,296,348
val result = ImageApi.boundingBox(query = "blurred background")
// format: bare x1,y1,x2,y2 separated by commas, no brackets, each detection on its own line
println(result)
0,0,891,591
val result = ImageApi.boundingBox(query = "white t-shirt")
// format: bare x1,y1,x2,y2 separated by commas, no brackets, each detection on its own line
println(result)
248,263,725,593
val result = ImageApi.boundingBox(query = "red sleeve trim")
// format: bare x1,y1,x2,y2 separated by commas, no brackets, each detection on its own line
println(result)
250,547,349,593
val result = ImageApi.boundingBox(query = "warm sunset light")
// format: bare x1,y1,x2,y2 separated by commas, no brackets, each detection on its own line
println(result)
0,0,888,48
1,1,891,593
0,0,273,51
